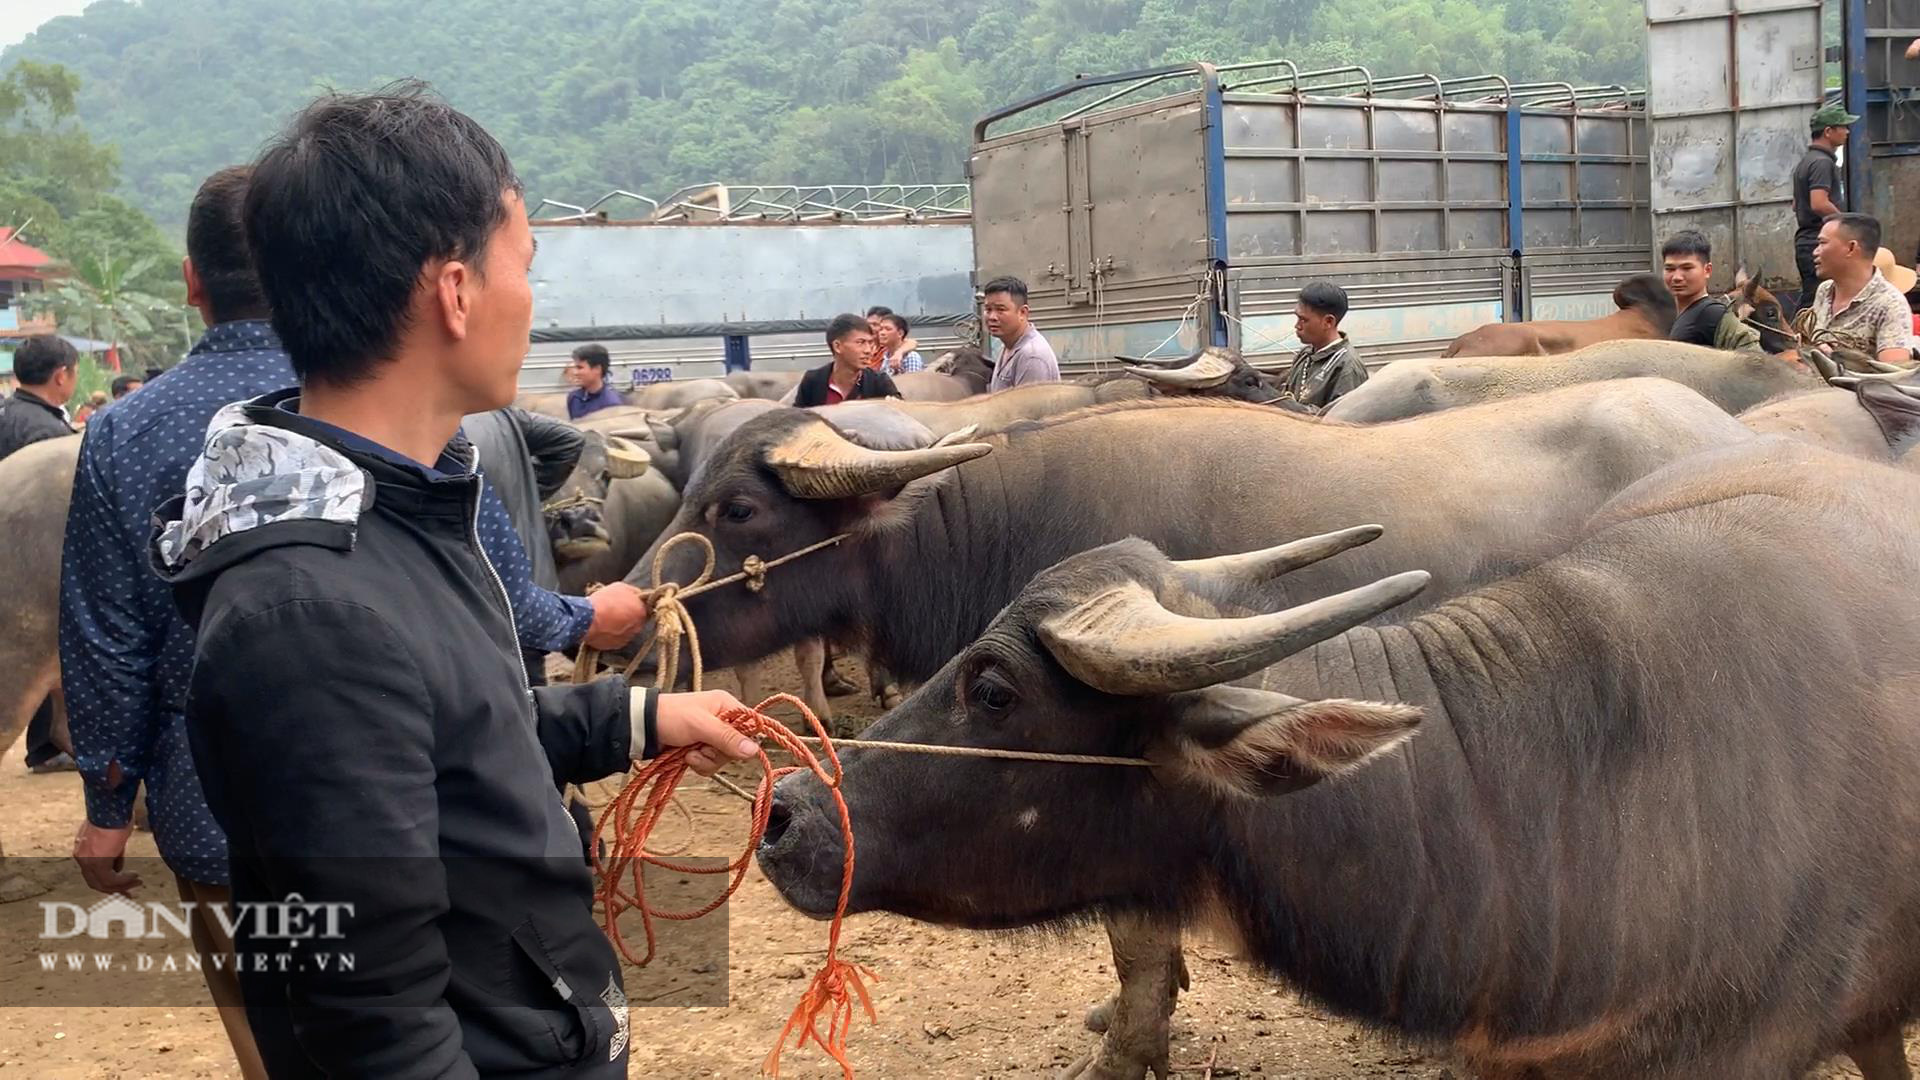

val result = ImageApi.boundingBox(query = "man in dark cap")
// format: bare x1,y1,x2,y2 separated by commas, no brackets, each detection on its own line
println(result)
1792,102,1860,311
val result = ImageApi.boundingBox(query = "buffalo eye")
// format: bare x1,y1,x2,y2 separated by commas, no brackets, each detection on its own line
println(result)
721,501,755,524
968,672,1017,717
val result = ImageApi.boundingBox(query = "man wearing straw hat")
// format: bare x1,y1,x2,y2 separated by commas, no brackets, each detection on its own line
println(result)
1798,213,1917,368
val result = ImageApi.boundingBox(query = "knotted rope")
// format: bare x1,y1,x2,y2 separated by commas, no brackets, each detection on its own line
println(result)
571,530,851,688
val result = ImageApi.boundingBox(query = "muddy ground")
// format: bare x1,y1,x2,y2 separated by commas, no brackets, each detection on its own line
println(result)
0,654,1902,1078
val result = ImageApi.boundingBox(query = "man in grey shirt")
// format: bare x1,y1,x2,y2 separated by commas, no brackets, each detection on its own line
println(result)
1283,280,1369,411
982,275,1061,390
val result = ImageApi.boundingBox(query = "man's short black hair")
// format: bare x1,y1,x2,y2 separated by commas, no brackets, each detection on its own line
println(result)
245,80,522,387
1298,281,1350,322
1660,230,1712,262
886,313,909,335
570,343,610,373
1826,212,1882,254
186,165,269,324
13,334,78,386
827,313,871,348
110,374,142,398
982,276,1028,304
865,305,894,319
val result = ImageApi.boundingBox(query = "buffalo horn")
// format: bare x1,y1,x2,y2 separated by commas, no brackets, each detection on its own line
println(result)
1038,569,1431,696
604,436,652,479
765,420,991,499
1125,348,1236,389
932,424,981,448
1171,525,1384,587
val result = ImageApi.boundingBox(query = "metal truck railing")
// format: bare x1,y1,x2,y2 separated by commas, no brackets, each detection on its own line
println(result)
969,60,1652,368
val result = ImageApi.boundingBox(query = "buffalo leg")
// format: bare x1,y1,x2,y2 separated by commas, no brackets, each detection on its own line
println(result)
819,642,858,697
1848,1027,1914,1080
791,639,833,721
867,657,905,711
1064,913,1185,1080
0,660,59,904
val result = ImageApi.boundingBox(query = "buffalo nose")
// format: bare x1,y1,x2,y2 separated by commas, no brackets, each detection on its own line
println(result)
761,793,794,851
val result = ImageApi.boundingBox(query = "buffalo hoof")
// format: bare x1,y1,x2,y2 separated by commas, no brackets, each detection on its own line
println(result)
0,872,49,904
1060,1048,1164,1080
880,685,905,710
822,668,859,698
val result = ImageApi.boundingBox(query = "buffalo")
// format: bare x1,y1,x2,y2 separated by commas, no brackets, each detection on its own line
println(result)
1739,380,1920,468
0,434,80,902
1441,272,1677,357
761,437,1920,1080
1326,339,1823,424
629,383,1757,1072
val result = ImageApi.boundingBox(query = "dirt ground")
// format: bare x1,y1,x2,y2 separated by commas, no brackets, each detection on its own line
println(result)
0,654,1903,1079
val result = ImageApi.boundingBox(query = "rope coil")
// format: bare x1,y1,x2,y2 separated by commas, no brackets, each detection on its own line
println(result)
594,693,873,1078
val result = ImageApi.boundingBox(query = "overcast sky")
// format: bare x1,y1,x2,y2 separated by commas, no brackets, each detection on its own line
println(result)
3,0,96,50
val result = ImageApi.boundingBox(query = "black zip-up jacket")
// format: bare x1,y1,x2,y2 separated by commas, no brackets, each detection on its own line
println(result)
150,389,654,1079
0,386,73,460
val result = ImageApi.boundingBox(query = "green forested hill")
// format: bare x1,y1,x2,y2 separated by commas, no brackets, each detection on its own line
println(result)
4,0,1646,229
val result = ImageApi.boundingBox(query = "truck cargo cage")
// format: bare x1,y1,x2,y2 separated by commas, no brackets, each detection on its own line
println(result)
968,60,1655,372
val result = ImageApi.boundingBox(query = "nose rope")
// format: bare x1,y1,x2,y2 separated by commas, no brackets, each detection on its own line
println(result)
541,490,607,515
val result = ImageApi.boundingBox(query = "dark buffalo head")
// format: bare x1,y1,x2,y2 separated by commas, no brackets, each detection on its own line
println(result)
930,346,995,394
626,409,991,663
1123,347,1284,404
1730,267,1795,355
546,431,651,562
756,531,1428,926
1615,272,1679,334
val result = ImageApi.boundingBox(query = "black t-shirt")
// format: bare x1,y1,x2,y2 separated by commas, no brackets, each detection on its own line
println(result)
1791,146,1841,241
1668,296,1727,347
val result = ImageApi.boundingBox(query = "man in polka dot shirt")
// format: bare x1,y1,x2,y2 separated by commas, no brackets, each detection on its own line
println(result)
61,165,652,1078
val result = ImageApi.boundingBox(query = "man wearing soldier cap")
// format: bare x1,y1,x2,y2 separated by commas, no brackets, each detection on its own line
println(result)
1792,102,1860,310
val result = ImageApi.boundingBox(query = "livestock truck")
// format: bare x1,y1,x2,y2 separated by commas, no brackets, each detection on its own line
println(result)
967,0,1920,373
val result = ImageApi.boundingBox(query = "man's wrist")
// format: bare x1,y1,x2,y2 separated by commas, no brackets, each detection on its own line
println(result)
82,778,137,830
627,688,659,760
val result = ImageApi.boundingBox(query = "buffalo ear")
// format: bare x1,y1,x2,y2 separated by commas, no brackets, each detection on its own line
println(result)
1159,686,1421,798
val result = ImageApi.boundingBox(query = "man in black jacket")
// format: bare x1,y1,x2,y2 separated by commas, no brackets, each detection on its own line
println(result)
0,334,77,460
791,313,901,406
151,82,756,1078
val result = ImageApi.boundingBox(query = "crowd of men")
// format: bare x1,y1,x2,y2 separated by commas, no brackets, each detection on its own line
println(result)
0,82,1916,1079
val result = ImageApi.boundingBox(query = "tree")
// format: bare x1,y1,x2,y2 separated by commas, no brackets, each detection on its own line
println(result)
0,58,192,365
21,249,191,372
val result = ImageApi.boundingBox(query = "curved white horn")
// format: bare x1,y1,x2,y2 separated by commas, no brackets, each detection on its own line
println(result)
1172,525,1385,586
1126,349,1237,389
603,436,652,479
1039,570,1431,696
765,419,991,499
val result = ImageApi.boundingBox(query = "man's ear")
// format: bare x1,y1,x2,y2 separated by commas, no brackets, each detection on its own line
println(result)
1157,685,1421,799
182,257,204,309
432,259,472,341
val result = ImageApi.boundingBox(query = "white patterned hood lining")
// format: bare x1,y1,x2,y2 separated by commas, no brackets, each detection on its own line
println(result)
154,400,373,571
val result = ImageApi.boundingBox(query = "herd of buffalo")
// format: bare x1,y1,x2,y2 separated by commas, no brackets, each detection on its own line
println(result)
6,317,1920,1078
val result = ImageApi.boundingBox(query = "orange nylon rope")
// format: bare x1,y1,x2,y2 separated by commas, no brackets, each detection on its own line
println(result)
593,693,875,1079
